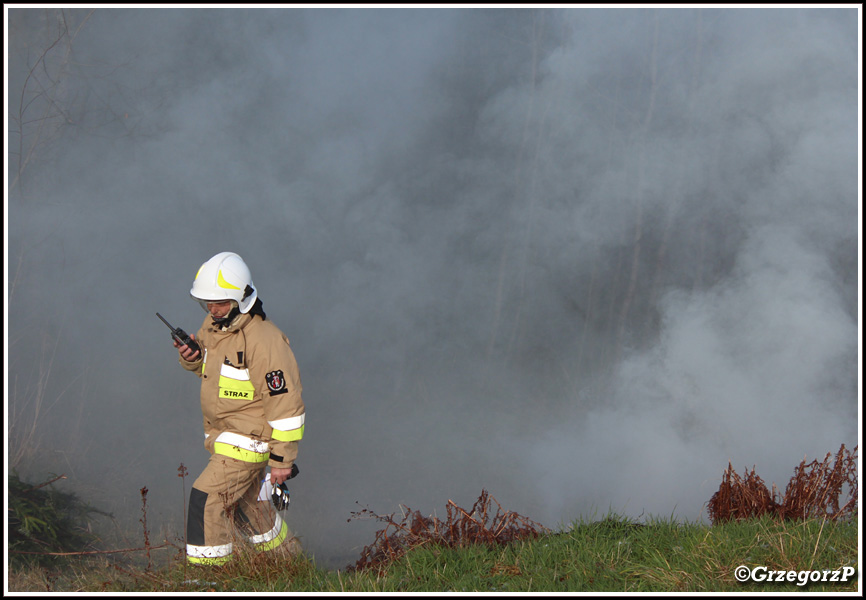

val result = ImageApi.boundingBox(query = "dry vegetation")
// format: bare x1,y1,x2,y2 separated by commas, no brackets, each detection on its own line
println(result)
707,444,858,524
8,446,859,592
348,489,549,574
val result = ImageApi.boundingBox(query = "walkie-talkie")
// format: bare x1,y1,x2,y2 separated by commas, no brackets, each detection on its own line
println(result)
156,312,201,355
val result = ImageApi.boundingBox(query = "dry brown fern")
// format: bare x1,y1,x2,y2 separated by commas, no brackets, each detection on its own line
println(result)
708,444,857,525
707,463,778,524
348,489,548,573
778,444,858,520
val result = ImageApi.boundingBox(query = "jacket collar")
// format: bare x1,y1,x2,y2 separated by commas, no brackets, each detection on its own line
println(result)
212,311,252,333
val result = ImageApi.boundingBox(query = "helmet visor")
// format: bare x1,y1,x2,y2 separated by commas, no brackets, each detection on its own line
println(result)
193,297,238,313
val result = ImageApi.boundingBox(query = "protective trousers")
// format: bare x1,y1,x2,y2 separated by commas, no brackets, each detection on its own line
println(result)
186,453,294,564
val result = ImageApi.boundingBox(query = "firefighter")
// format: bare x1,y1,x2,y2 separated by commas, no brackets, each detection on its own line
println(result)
174,251,305,565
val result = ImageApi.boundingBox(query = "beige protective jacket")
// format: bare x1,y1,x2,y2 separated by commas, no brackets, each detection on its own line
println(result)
180,312,304,469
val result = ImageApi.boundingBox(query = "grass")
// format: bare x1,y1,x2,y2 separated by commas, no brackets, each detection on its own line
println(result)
7,513,859,593
8,447,859,593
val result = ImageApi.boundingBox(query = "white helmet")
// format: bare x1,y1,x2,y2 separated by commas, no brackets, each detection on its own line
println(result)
190,252,258,314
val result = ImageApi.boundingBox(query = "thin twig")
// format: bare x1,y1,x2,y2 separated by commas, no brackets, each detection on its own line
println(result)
25,474,67,493
10,542,172,556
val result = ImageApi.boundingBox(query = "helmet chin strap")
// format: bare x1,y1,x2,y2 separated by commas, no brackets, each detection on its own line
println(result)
212,305,241,328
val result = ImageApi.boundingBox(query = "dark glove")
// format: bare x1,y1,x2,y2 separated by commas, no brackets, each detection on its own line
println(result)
272,481,291,511
271,463,299,511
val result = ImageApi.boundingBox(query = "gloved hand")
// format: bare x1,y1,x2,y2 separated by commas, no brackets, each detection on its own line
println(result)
272,481,291,511
270,463,299,511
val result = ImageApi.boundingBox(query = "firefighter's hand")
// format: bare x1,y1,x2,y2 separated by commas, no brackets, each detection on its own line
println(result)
270,467,294,485
174,334,201,361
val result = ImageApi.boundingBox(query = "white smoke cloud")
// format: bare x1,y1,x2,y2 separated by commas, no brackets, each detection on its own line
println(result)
527,221,857,524
6,7,859,569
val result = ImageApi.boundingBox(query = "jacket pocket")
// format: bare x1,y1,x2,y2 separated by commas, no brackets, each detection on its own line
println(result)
218,362,255,401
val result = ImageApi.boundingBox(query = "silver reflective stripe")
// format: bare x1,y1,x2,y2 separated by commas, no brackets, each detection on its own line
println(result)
268,414,305,431
220,363,250,380
248,514,284,545
187,542,233,558
214,431,269,454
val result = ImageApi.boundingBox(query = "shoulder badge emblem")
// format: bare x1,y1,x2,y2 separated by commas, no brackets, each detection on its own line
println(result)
266,370,288,396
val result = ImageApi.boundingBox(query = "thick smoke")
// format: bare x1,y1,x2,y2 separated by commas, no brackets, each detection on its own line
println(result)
5,7,860,568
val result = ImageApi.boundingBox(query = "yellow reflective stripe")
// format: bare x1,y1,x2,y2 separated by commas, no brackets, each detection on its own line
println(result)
187,542,232,564
269,414,305,442
219,363,255,400
254,518,289,553
213,432,269,463
188,555,231,565
218,384,254,400
249,514,283,545
218,270,241,290
271,424,304,442
214,442,269,463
